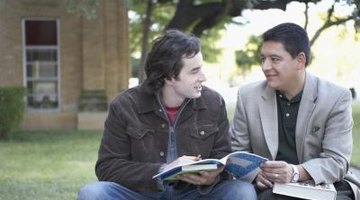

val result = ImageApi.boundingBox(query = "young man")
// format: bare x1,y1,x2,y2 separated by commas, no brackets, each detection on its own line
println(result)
78,30,256,200
230,22,360,200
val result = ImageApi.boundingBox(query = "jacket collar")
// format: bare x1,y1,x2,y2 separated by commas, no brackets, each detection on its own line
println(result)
259,72,318,160
136,84,207,114
301,72,318,104
295,72,317,162
261,72,316,101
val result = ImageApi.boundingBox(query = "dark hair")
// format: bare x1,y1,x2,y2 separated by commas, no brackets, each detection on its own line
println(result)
143,29,201,93
262,23,310,66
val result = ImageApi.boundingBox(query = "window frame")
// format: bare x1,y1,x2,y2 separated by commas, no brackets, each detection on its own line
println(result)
22,18,61,113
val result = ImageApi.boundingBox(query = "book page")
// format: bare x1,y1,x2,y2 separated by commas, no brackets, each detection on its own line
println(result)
273,181,337,200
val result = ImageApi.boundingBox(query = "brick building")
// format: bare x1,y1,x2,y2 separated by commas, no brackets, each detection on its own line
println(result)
0,0,130,129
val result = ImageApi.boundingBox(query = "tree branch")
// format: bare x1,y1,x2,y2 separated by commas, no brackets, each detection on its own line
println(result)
165,1,225,34
310,2,354,46
304,2,309,31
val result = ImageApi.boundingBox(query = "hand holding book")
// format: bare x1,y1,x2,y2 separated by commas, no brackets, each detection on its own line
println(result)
153,151,267,181
162,154,202,172
176,165,225,186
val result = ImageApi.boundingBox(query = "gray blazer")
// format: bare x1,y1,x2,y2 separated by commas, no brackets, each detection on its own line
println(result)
230,72,360,199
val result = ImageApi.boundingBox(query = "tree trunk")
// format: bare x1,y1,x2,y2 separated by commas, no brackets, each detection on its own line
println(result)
138,0,154,83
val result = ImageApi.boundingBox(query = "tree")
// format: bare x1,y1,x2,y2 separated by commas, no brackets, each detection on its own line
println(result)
130,0,360,81
309,0,359,45
65,0,360,79
235,35,262,75
235,0,360,72
137,0,155,83
163,0,359,37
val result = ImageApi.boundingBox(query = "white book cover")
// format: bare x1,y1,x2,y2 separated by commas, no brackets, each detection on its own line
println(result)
273,181,337,200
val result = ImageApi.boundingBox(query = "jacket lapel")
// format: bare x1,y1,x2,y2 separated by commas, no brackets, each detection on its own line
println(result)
260,86,278,160
296,73,317,162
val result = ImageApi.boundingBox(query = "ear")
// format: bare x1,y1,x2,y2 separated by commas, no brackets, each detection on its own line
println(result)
296,52,306,69
164,77,175,86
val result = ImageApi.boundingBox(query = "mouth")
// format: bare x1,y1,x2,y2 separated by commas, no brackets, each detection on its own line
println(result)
265,73,277,78
195,86,202,92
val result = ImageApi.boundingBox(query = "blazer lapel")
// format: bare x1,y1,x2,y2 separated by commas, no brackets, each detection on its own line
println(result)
260,86,278,160
296,73,317,162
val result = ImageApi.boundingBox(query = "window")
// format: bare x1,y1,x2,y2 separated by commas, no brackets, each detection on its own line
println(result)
23,19,60,111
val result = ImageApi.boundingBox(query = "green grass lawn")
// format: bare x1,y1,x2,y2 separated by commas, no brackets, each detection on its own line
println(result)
0,130,101,200
0,101,359,199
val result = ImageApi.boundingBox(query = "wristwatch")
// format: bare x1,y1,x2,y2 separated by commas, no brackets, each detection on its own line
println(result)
291,164,300,182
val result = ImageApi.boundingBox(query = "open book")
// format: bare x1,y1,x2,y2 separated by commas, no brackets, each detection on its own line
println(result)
273,181,337,200
153,151,267,181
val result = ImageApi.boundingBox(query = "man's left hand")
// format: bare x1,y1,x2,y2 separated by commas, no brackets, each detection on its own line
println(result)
260,161,293,183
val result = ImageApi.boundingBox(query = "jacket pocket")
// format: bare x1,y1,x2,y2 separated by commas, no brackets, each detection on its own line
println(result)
126,126,157,161
184,123,219,158
306,125,323,154
311,126,320,133
126,126,155,140
190,124,218,140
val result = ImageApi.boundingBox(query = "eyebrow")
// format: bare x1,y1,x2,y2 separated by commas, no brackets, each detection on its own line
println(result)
261,53,282,59
270,54,281,58
190,66,202,72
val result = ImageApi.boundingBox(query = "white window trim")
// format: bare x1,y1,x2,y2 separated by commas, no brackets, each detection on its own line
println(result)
22,18,61,113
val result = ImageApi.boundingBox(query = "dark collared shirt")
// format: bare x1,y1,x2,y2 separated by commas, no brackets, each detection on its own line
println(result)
275,90,303,164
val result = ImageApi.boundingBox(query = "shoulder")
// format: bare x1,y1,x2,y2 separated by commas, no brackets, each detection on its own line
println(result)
314,76,351,100
110,85,147,107
237,80,268,98
201,85,224,100
199,86,226,107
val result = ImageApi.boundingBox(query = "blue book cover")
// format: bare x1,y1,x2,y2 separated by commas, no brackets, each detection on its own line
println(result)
153,151,267,181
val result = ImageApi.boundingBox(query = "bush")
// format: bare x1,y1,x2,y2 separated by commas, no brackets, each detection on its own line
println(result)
0,87,26,140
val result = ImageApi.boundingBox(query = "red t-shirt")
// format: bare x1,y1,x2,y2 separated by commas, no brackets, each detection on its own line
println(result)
166,106,181,124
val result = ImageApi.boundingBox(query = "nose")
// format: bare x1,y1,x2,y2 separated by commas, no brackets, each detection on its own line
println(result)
199,70,207,82
262,58,271,71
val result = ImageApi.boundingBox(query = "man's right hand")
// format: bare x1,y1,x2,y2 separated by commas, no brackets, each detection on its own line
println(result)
254,171,273,191
163,155,201,171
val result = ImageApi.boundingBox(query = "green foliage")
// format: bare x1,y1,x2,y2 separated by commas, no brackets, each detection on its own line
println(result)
351,101,360,167
353,0,360,38
129,1,176,54
199,21,228,63
0,87,26,140
65,0,360,75
128,1,227,63
235,35,262,73
65,0,99,19
131,57,141,77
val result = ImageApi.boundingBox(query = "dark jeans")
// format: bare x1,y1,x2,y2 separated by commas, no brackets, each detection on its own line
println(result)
258,180,354,200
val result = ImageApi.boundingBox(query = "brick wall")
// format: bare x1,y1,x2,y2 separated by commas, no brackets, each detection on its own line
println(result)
0,0,130,129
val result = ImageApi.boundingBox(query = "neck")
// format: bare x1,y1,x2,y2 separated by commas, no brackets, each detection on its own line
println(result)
161,85,184,107
281,72,306,100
